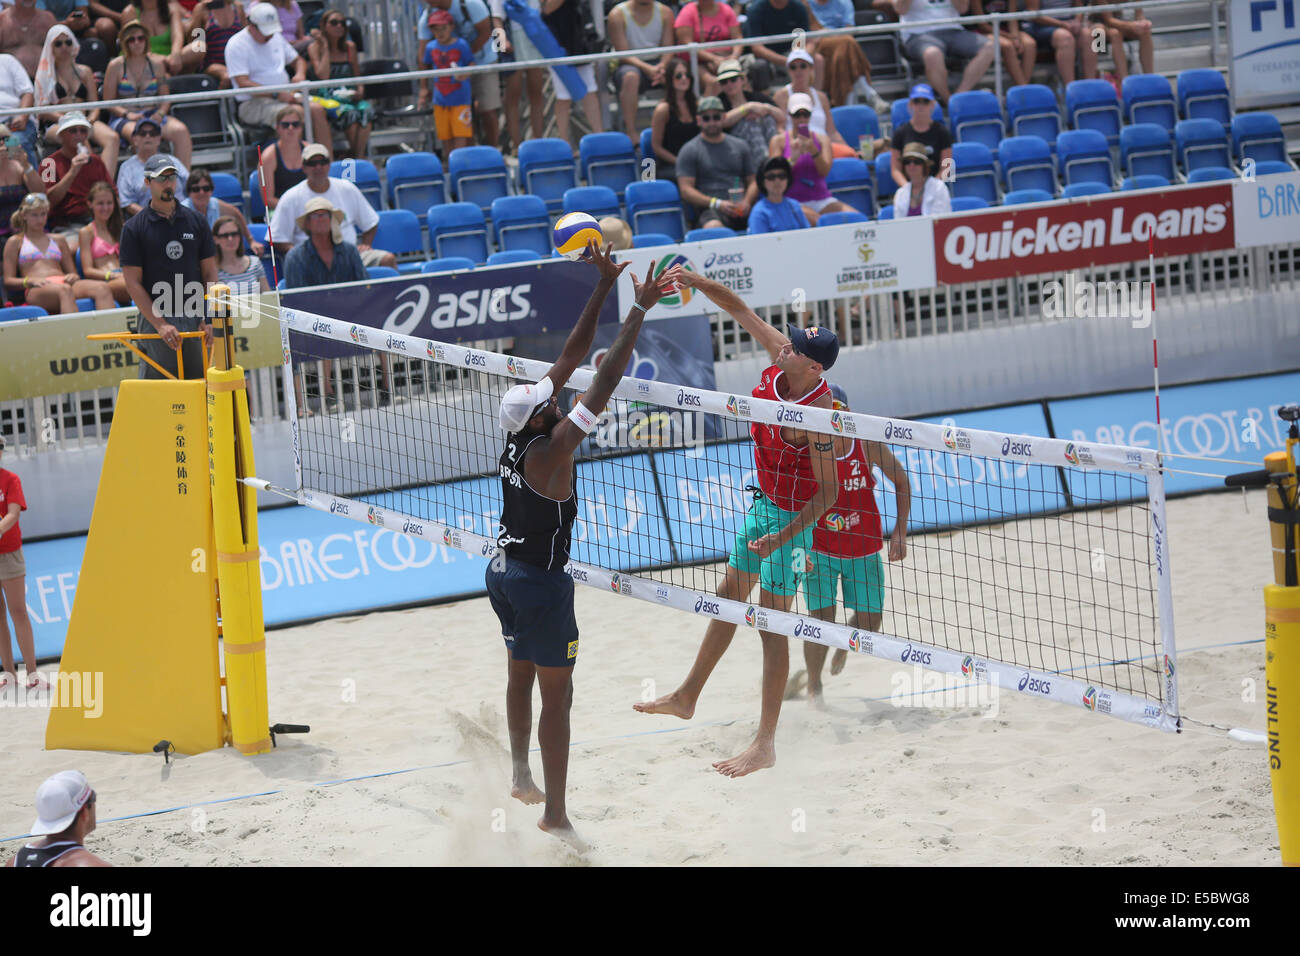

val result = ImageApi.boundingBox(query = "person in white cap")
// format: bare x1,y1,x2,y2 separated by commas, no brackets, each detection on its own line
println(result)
5,770,110,867
38,109,113,231
487,242,677,850
224,1,328,138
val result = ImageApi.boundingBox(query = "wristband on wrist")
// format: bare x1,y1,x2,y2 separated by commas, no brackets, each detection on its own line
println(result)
709,197,718,209
567,401,598,435
630,302,647,314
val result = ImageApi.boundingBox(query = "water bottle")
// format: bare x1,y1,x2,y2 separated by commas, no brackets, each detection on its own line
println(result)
728,176,743,207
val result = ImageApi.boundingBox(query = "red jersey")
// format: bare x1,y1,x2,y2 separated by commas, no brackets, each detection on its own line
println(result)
0,468,26,554
750,365,830,512
812,439,884,558
39,151,113,226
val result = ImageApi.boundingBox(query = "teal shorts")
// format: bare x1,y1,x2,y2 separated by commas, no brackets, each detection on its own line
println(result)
727,494,813,597
802,550,885,615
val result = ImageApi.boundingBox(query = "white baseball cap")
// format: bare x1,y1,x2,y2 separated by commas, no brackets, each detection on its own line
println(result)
499,377,555,432
787,48,814,67
31,770,94,836
247,2,283,34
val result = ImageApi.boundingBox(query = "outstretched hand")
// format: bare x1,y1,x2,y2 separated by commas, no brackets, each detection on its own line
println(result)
630,263,682,310
586,240,628,283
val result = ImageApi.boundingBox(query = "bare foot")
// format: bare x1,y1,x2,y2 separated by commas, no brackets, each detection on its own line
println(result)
830,648,848,676
538,816,589,852
511,773,545,805
632,690,694,719
807,685,826,710
713,740,776,778
783,669,808,700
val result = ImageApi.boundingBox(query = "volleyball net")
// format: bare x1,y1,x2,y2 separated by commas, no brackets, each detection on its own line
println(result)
235,293,1179,733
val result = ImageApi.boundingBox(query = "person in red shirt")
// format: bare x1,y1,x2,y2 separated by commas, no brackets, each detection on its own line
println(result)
801,384,910,703
635,270,840,778
38,110,113,231
0,434,40,691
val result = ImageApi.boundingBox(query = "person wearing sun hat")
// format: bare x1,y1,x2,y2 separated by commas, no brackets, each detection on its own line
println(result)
767,90,853,225
675,93,757,230
893,140,951,217
714,56,784,169
6,770,111,867
38,109,112,231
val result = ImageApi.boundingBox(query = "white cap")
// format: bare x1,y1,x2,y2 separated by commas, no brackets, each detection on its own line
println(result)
787,48,814,67
499,377,555,433
247,2,283,35
787,92,815,115
31,770,93,836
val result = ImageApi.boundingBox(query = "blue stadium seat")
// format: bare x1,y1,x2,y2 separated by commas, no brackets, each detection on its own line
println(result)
210,172,243,212
1254,160,1295,176
1122,174,1171,190
948,90,1004,155
825,157,875,216
447,145,510,213
817,210,870,227
517,137,577,213
1003,189,1055,206
998,136,1056,194
579,132,638,198
487,249,542,265
1186,166,1236,183
685,226,736,241
1231,113,1290,167
1062,181,1112,198
1177,69,1231,128
386,152,445,217
631,232,674,248
366,266,400,280
830,105,880,151
1056,129,1113,187
950,195,989,211
951,141,998,204
248,170,266,222
625,180,685,240
330,158,382,210
421,256,477,273
1176,118,1232,175
874,151,897,201
0,304,46,321
489,195,551,255
890,97,943,131
562,185,621,219
1065,79,1122,148
374,209,425,272
1120,123,1176,182
639,127,653,162
1122,74,1177,131
876,205,894,220
1005,84,1062,149
427,202,489,263
75,298,97,311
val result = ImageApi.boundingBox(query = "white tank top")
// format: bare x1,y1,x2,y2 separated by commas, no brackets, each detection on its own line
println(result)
782,82,828,139
615,1,666,52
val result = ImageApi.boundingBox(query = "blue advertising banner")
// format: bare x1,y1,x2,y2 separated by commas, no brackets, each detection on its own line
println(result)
281,259,621,359
15,535,85,660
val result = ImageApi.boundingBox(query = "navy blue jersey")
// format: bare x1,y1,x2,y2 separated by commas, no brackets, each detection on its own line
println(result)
497,433,578,572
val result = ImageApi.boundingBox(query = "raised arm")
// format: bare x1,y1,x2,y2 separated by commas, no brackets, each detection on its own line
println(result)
542,241,627,394
674,268,788,361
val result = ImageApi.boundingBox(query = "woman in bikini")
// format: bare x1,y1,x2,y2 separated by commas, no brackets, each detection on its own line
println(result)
77,182,132,305
101,18,194,167
3,193,115,314
35,25,120,170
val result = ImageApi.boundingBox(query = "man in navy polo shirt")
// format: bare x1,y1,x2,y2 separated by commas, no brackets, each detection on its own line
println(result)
120,154,217,381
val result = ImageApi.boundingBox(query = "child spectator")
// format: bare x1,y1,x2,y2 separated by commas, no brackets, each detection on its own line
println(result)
747,154,810,234
422,8,474,157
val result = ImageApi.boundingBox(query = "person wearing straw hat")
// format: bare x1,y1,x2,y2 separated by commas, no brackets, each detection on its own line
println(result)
6,771,110,867
893,140,951,217
282,193,364,290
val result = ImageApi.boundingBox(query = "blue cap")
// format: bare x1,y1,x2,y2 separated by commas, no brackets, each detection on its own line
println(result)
829,384,848,409
909,83,936,102
786,323,839,371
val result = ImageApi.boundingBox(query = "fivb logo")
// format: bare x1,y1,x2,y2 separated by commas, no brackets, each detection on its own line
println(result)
50,887,151,936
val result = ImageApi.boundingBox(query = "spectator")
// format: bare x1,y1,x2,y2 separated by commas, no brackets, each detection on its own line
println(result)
715,57,783,170
0,52,37,166
419,0,503,149
264,0,308,54
649,59,697,183
90,0,132,47
607,0,673,141
257,102,305,210
773,48,860,158
194,0,243,87
673,0,740,95
0,122,43,238
890,82,951,187
502,0,547,150
181,166,261,252
893,140,951,216
120,153,216,379
120,0,203,74
270,142,395,268
542,0,602,146
224,2,328,138
38,110,113,231
40,1,107,45
0,434,40,694
306,8,370,158
895,0,995,103
767,91,853,224
0,0,56,78
969,0,1035,89
3,191,114,310
745,0,821,92
598,214,631,249
747,153,810,234
6,771,110,867
102,19,194,167
803,0,886,109
212,212,266,293
77,179,130,302
116,115,185,215
1092,1,1152,81
676,94,756,229
35,24,118,170
422,8,474,158
1022,0,1097,86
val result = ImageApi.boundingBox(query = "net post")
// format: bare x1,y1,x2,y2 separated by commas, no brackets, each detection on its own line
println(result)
1147,465,1179,732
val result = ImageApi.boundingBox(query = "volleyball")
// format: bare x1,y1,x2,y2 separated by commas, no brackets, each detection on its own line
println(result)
554,212,603,260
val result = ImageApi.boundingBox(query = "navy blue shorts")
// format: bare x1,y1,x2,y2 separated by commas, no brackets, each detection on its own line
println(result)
485,556,579,667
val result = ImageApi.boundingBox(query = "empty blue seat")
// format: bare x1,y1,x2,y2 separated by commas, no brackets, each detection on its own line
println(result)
0,304,46,321
890,97,943,131
685,226,736,241
1062,181,1111,198
999,136,1056,194
517,137,577,213
1186,166,1236,183
366,266,400,280
1122,74,1177,131
386,152,445,217
948,90,1004,155
1122,174,1171,190
1255,160,1294,176
1003,188,1055,206
1176,118,1231,174
447,145,510,213
1177,69,1230,128
579,132,638,198
210,172,243,212
876,205,894,220
248,170,266,222
826,157,874,216
1120,123,1176,182
248,222,268,255
427,202,489,263
631,232,674,248
562,185,621,219
830,105,880,151
639,127,653,161
874,151,897,200
1232,113,1289,167
951,141,998,204
625,179,684,240
950,195,989,211
817,210,870,227
421,256,476,274
374,209,424,262
1056,129,1112,187
487,249,543,265
330,158,382,210
1065,79,1122,147
489,195,551,255
1005,84,1061,149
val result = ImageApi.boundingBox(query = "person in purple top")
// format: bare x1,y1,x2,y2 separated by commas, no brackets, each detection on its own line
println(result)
766,91,852,225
